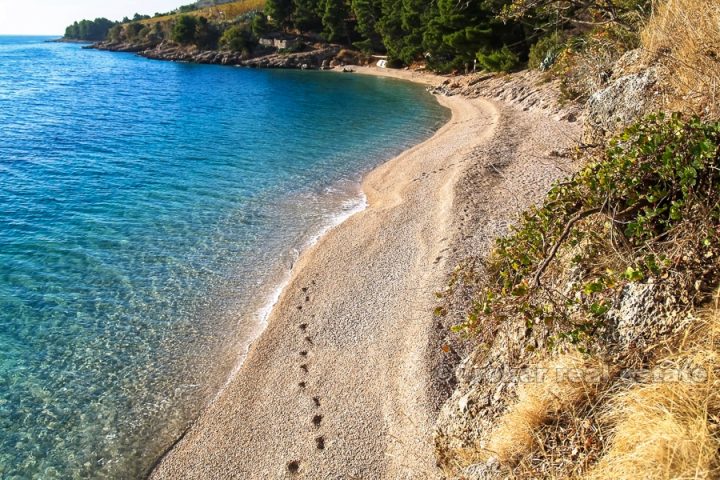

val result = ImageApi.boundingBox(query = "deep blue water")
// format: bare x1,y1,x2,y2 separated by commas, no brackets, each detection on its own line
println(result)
0,36,448,478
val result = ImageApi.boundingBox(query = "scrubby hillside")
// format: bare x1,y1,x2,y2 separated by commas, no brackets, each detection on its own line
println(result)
434,1,720,478
65,0,654,75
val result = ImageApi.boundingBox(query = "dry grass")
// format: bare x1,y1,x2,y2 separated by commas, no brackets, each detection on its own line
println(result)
487,352,610,464
641,0,720,118
142,0,265,25
586,303,720,480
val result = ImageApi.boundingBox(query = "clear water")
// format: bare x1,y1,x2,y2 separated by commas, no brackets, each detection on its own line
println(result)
0,36,449,478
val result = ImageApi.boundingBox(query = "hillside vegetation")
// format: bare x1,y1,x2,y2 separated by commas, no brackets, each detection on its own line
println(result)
64,0,652,74
434,1,720,478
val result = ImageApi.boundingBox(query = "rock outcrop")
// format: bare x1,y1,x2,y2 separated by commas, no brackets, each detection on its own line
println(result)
583,50,663,143
430,70,582,123
91,41,347,70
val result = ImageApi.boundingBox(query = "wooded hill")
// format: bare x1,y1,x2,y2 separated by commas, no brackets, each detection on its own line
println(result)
64,0,650,73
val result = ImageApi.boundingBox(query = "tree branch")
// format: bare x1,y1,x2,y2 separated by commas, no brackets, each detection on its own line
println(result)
532,206,604,287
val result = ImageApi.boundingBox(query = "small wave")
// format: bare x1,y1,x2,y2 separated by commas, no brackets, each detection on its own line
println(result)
211,190,368,403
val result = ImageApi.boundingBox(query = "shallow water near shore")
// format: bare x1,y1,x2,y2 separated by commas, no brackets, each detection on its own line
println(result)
0,36,449,478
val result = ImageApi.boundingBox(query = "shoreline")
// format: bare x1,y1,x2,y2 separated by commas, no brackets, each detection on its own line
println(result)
204,67,446,407
150,66,496,478
214,192,369,404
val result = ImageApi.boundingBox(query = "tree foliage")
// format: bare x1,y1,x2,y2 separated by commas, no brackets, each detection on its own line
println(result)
321,0,350,43
64,0,647,73
64,18,117,41
293,0,323,33
171,15,199,45
220,24,255,53
266,0,294,29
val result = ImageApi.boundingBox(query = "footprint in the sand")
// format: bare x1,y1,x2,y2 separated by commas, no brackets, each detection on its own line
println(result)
287,461,300,474
312,414,323,428
292,284,329,458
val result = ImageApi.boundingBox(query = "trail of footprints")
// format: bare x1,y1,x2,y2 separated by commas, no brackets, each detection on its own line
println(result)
288,280,325,476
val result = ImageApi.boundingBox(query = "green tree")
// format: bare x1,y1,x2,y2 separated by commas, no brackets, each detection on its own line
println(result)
423,0,524,72
220,24,255,53
64,18,117,41
195,16,220,49
172,15,198,44
293,0,323,33
377,0,432,65
266,0,293,29
251,12,271,37
351,0,382,51
321,0,350,43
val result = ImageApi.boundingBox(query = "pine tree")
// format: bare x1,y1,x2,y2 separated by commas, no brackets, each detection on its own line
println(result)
423,0,523,72
293,0,323,33
377,0,432,65
266,0,294,30
321,0,350,44
350,0,382,51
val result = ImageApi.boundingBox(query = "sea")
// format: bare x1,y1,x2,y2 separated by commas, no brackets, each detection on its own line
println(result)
0,35,449,478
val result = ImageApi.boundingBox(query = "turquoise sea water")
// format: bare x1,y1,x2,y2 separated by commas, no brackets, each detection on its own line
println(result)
0,36,449,478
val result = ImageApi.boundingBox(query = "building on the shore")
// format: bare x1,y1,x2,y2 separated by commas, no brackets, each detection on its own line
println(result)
259,34,301,51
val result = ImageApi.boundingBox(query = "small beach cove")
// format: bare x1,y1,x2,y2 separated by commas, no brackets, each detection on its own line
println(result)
0,38,449,479
151,66,500,478
150,64,580,479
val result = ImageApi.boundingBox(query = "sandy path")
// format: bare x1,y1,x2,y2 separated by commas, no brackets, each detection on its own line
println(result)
150,69,499,479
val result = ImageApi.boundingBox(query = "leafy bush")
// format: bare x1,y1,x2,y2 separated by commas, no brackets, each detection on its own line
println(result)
453,114,720,347
528,33,564,70
476,46,520,73
194,17,220,49
219,25,255,52
172,15,198,45
251,12,270,37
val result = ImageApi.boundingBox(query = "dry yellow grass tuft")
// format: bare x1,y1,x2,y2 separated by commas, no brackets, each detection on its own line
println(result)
586,305,720,480
487,352,610,464
642,0,720,118
142,0,266,25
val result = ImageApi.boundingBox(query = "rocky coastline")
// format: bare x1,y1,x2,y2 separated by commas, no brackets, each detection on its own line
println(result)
89,40,364,70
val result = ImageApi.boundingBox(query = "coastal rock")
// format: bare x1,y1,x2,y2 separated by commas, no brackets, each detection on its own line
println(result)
438,70,582,122
583,67,660,143
91,40,344,70
606,281,695,351
434,321,529,478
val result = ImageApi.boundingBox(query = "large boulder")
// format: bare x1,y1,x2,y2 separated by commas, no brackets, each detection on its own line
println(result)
583,66,660,143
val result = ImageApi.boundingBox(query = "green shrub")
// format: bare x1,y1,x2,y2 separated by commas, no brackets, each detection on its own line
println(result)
172,15,198,45
528,33,564,70
476,46,520,73
452,114,720,346
195,17,219,49
219,25,254,52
